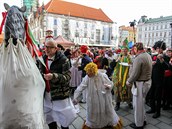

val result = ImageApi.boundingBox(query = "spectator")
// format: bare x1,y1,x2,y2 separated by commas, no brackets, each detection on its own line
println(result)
126,42,152,129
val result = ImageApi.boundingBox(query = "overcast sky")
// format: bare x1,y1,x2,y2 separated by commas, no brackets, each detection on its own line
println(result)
0,0,172,26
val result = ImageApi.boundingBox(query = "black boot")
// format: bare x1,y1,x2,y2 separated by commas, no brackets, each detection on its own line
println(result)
115,102,120,111
128,103,133,109
61,126,69,129
146,109,155,114
48,122,57,129
152,112,160,118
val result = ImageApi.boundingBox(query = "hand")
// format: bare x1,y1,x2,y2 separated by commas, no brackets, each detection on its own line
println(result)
44,73,53,80
104,84,111,89
72,99,78,105
169,60,172,65
157,54,164,63
126,81,131,87
152,61,156,65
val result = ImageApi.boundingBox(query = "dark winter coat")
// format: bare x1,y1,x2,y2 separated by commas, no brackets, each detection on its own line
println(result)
40,51,71,101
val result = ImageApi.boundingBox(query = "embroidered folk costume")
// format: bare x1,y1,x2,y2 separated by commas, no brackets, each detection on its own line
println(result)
112,47,132,102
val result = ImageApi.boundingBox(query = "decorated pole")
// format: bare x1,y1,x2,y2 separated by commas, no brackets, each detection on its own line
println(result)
170,23,172,48
129,20,136,43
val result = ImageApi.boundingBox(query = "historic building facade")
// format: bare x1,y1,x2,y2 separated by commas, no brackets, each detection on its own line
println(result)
28,0,118,47
118,25,136,46
22,0,38,16
137,15,172,47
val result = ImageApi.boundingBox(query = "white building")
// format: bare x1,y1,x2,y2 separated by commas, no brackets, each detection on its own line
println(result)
137,15,172,47
29,0,118,47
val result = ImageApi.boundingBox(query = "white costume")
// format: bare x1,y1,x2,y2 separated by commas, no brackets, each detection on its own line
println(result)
131,80,151,126
74,71,120,128
0,39,45,129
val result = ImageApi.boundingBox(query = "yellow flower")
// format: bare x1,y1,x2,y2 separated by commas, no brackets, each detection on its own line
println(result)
84,62,98,75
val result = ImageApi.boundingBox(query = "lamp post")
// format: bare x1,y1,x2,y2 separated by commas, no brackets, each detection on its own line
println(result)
170,23,172,48
129,20,136,43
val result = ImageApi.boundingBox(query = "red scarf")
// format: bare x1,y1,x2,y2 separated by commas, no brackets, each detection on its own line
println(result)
45,58,50,92
0,12,7,34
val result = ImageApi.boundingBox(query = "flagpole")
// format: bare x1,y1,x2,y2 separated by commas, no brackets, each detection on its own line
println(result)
170,23,172,48
129,20,136,43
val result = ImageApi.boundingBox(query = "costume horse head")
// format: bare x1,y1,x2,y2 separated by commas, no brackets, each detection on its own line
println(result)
4,3,26,46
0,4,45,129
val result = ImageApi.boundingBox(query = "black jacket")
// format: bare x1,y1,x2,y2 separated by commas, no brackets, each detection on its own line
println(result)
40,51,71,101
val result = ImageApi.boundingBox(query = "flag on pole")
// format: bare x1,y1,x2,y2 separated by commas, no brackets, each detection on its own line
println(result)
25,19,45,66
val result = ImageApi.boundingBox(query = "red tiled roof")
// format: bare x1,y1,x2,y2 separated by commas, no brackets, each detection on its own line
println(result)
44,0,113,23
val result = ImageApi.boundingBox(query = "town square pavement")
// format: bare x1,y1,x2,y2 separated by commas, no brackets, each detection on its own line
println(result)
44,100,172,129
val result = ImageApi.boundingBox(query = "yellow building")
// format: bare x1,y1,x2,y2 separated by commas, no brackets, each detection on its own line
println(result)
119,26,137,44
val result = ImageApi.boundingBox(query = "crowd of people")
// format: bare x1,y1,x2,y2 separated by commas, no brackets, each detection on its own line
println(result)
37,37,172,129
1,35,172,129
1,3,171,129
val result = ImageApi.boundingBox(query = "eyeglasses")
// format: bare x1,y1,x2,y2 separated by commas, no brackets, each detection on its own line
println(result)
45,46,56,49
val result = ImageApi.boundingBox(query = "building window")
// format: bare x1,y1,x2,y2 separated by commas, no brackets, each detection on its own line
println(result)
156,33,158,36
92,24,95,30
153,26,154,30
145,33,147,37
149,26,151,30
54,19,57,25
91,33,94,39
84,33,87,38
102,34,104,40
75,31,79,37
164,32,166,37
84,23,87,29
156,26,158,30
145,27,147,31
165,24,167,29
54,30,57,37
161,25,163,29
160,32,162,36
96,29,100,43
76,22,79,28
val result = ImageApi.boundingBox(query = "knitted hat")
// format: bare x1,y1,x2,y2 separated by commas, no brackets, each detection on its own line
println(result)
80,45,88,53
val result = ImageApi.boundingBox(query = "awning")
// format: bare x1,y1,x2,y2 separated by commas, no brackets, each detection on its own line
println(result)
54,35,75,48
78,43,115,47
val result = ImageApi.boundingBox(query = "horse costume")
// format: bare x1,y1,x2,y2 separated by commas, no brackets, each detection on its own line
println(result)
0,3,45,129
